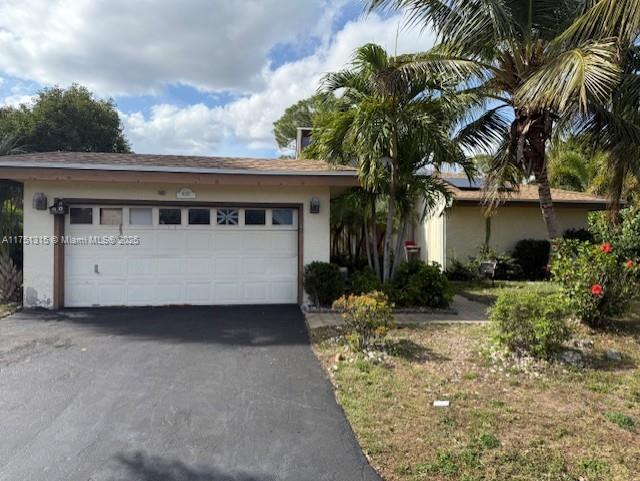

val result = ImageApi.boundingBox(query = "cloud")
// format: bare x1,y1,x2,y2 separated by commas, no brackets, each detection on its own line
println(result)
122,13,436,156
0,0,345,96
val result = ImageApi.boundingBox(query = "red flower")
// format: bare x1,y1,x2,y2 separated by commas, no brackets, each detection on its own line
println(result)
625,260,634,269
542,265,550,273
601,243,613,253
591,284,604,296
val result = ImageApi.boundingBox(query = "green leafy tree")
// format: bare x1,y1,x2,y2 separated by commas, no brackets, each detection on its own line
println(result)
369,0,640,238
307,43,474,282
272,93,338,152
0,84,130,153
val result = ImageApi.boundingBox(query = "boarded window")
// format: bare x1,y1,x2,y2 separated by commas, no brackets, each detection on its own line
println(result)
129,208,153,225
100,208,123,225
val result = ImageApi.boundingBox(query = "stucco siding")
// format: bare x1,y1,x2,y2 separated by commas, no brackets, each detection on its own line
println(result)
415,199,446,268
445,204,592,265
23,181,331,308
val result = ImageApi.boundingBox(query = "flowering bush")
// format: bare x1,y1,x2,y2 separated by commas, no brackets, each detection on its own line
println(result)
332,291,395,351
550,239,640,327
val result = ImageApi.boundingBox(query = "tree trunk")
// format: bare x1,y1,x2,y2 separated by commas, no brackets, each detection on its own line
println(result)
383,167,396,283
534,164,561,239
364,215,373,270
371,197,381,280
517,108,560,239
391,219,407,279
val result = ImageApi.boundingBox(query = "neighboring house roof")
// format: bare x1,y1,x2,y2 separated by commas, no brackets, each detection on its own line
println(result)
0,151,356,176
440,172,609,208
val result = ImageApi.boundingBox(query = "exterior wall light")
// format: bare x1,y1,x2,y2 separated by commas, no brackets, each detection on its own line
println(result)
32,193,48,210
310,197,320,214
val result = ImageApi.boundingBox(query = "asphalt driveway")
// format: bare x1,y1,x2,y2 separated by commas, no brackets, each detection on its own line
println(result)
0,306,381,481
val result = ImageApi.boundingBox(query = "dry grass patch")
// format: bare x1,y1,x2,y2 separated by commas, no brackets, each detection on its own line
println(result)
0,304,16,319
312,321,640,481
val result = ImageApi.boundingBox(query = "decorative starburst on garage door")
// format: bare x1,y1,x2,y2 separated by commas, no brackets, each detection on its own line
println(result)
216,208,239,225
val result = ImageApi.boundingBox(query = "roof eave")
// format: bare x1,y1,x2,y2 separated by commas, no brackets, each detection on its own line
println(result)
0,160,357,177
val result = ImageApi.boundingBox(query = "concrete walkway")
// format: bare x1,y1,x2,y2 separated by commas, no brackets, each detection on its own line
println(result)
305,295,488,329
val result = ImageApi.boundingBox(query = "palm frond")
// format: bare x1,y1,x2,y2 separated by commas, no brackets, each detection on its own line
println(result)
552,0,640,47
515,40,620,112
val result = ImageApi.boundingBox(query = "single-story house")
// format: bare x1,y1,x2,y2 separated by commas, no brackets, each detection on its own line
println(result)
414,173,609,268
0,153,610,310
0,152,358,309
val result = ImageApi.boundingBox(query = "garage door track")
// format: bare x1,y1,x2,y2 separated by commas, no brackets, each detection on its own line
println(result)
0,306,381,481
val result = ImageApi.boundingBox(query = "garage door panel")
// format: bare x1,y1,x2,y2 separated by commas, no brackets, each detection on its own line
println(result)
243,234,269,252
66,206,298,307
186,231,212,251
156,283,185,304
266,257,297,276
271,282,297,302
214,282,241,303
67,257,97,277
127,258,155,277
270,231,297,253
215,257,238,275
243,257,266,275
157,258,183,276
127,282,155,305
95,258,126,277
98,284,125,306
157,232,184,250
186,258,211,276
244,282,268,302
66,281,98,307
186,282,212,303
216,231,243,252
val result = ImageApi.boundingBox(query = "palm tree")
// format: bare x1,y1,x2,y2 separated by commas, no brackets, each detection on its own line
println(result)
581,44,640,214
307,43,474,281
547,136,607,193
368,0,640,238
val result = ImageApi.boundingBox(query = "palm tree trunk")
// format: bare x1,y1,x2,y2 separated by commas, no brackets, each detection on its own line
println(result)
383,169,396,283
371,197,381,279
534,164,561,239
364,215,373,270
391,219,407,279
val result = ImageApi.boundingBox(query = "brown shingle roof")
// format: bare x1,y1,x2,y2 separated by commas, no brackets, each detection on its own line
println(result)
440,172,608,205
0,151,356,175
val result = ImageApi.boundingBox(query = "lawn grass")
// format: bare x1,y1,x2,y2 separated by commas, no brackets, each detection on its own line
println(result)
451,280,561,305
312,321,640,481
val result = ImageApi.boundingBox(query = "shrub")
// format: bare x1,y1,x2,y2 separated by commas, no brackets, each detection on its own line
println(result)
390,260,453,308
588,208,640,258
332,291,394,351
304,261,345,307
0,251,22,304
468,247,523,280
550,239,640,327
512,239,551,280
563,228,594,242
348,268,382,295
445,258,475,281
489,290,570,358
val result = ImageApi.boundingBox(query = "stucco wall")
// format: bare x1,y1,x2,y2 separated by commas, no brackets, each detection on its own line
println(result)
445,204,592,265
414,199,446,268
23,181,331,308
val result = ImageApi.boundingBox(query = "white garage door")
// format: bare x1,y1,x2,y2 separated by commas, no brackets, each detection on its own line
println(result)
64,205,298,307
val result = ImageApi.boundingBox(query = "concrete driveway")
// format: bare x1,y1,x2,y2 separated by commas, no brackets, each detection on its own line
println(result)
0,306,381,481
